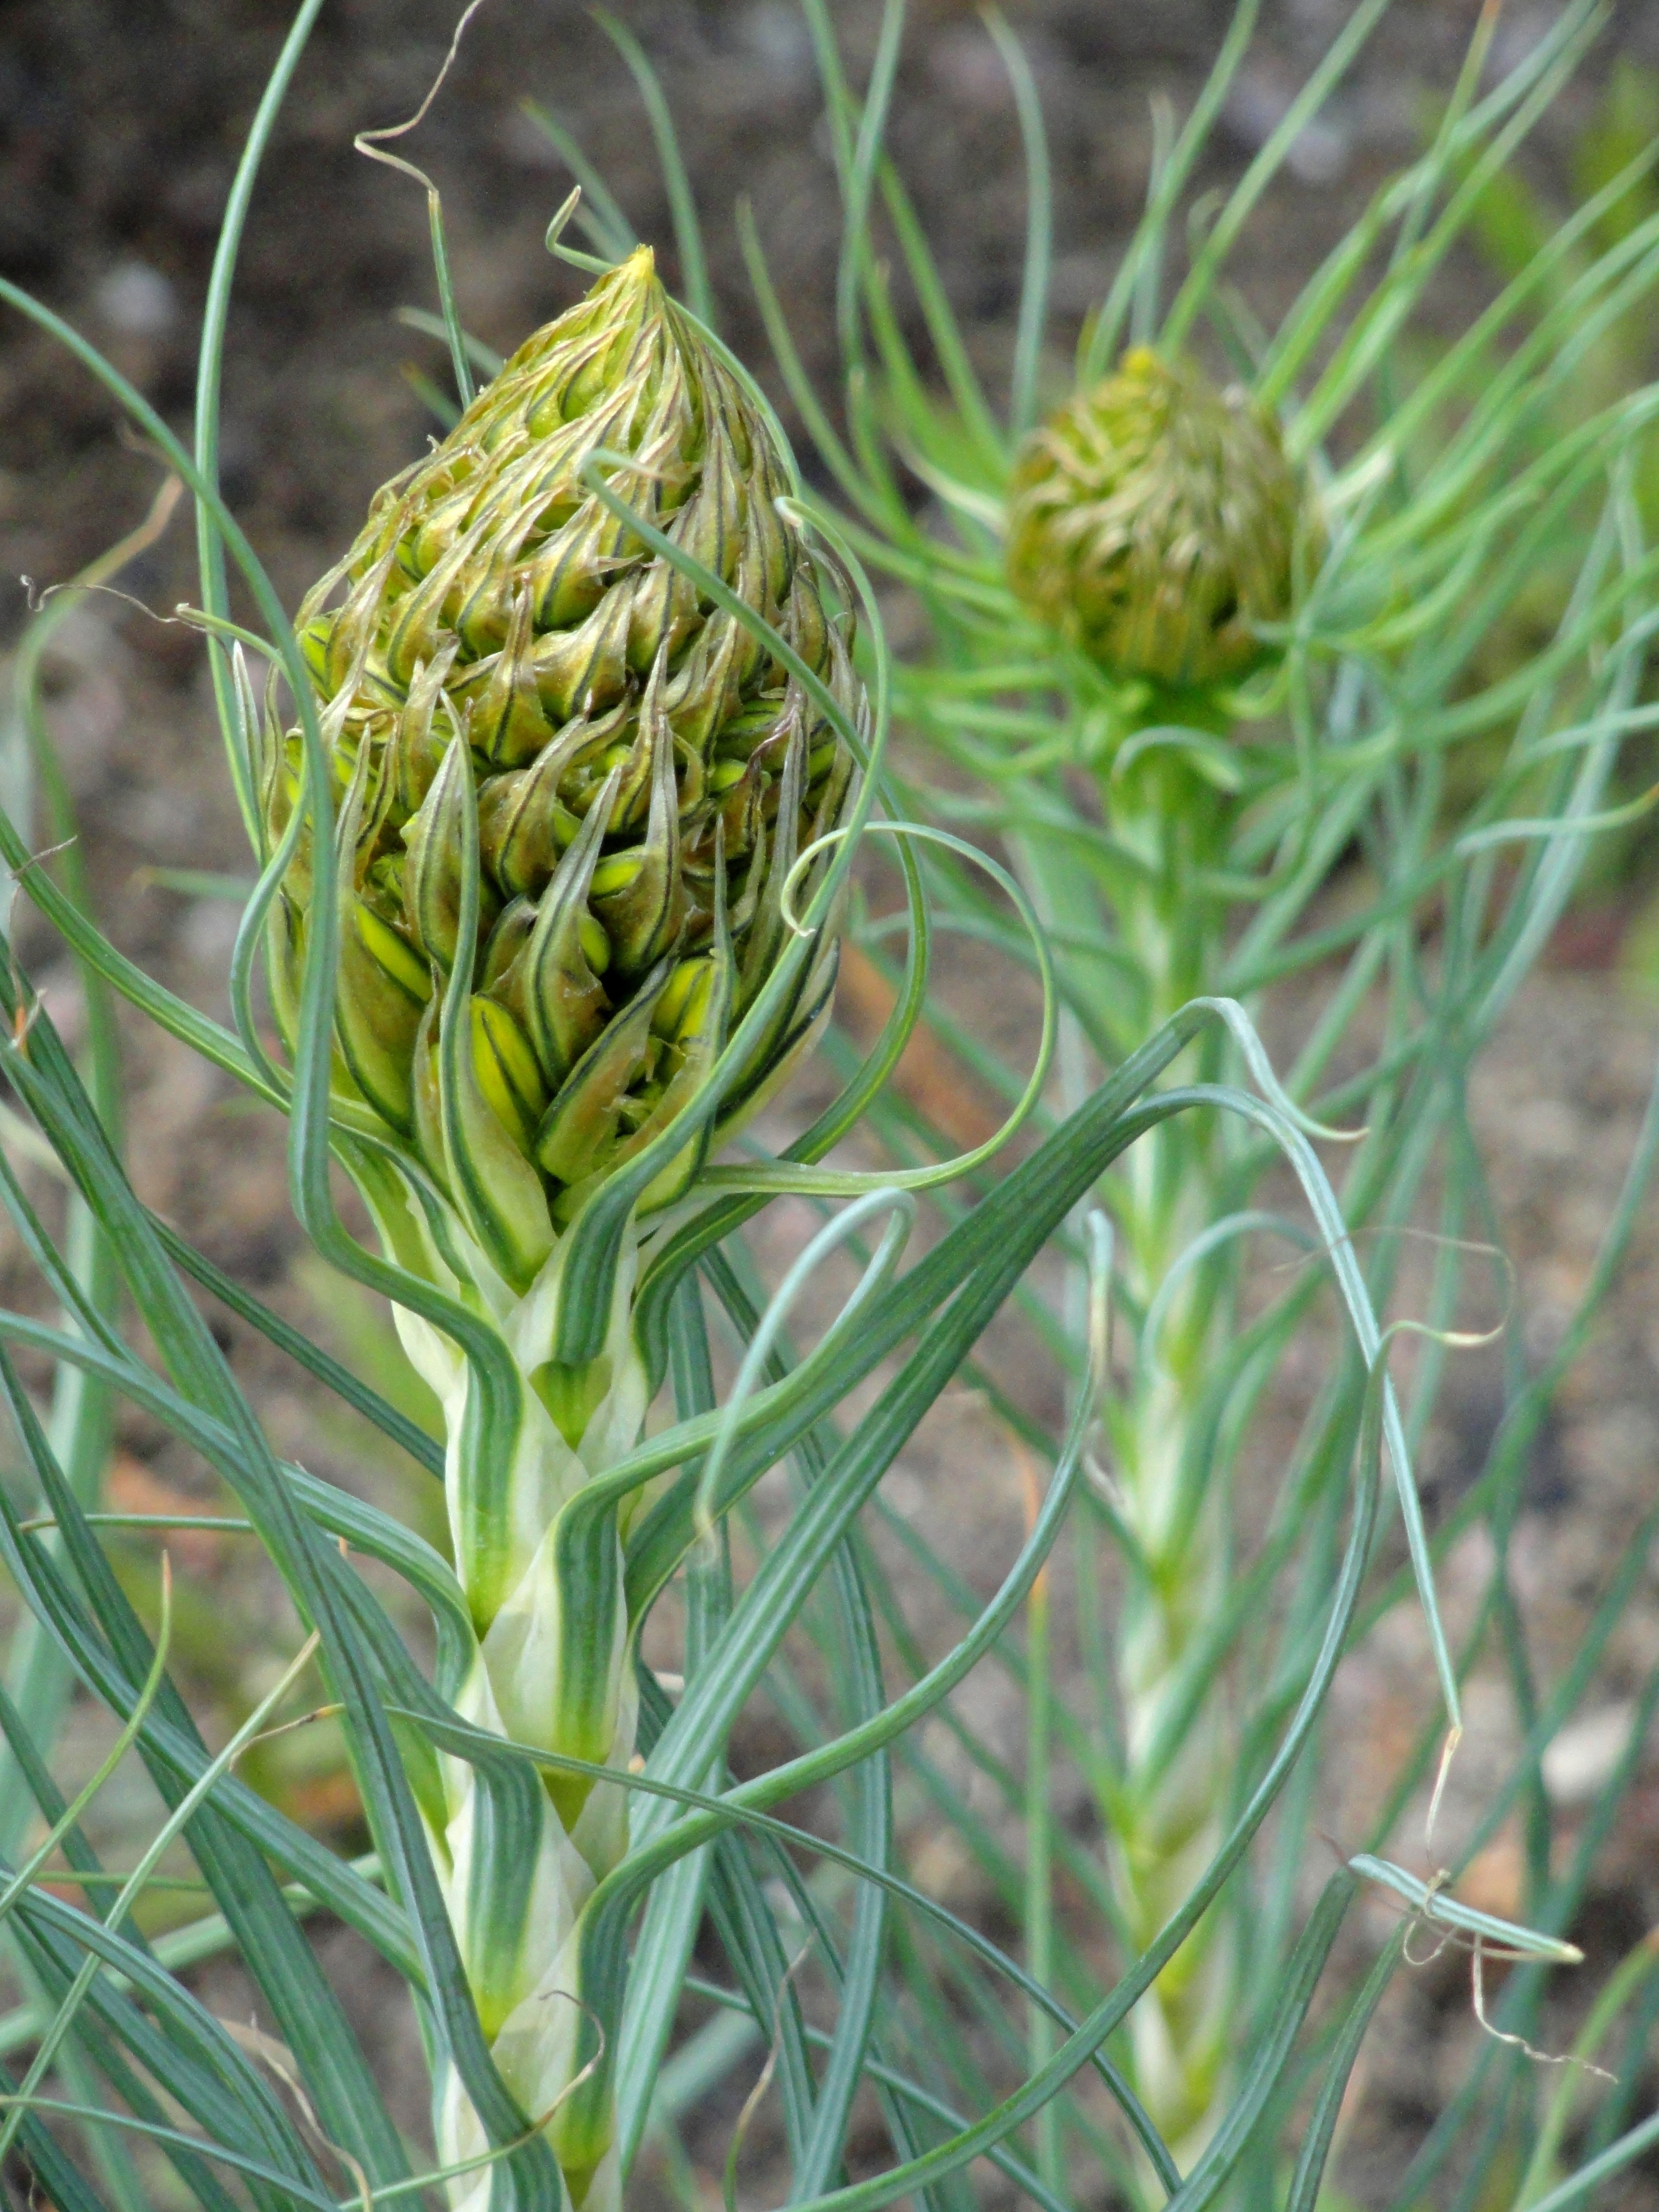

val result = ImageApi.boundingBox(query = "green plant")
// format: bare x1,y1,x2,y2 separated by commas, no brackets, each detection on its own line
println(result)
710,0,1659,2194
0,7,1653,2212
1451,48,1659,939
263,228,874,2208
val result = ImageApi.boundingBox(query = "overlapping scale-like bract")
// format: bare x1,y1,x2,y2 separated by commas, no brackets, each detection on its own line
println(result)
1005,346,1315,692
264,247,859,1280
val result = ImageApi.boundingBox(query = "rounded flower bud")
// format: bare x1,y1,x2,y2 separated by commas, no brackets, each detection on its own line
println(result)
1004,347,1314,692
264,247,861,1285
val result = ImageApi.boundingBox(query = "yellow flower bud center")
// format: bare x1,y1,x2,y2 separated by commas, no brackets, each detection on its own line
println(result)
589,850,645,900
471,996,549,1150
357,902,432,1004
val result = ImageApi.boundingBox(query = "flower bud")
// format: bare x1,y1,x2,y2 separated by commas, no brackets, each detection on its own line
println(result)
266,247,862,1280
1005,347,1315,692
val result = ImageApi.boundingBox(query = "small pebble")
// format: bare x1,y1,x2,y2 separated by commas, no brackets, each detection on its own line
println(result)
92,258,177,338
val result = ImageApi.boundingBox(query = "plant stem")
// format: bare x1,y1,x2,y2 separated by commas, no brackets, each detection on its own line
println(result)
386,1262,647,2212
1100,748,1236,2163
1024,1453,1061,2198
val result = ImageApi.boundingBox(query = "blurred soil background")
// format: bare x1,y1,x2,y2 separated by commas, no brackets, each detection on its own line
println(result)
5,0,1659,2203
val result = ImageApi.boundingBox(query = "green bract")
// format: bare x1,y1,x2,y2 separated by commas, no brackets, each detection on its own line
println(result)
1004,346,1314,690
264,246,858,1277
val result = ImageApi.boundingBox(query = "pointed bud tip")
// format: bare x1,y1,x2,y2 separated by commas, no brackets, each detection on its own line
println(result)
594,242,663,318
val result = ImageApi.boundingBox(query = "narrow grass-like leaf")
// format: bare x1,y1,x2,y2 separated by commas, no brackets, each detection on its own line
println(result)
592,10,713,327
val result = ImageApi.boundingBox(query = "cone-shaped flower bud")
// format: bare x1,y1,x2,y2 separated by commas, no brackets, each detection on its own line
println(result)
1004,347,1315,691
266,248,860,1279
